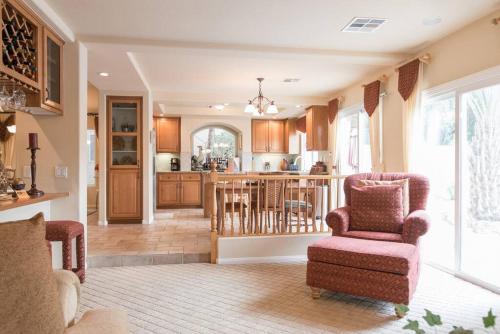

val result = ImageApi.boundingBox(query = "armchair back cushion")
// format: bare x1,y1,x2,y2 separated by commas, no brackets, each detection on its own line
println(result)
0,213,65,334
345,173,429,213
350,185,404,233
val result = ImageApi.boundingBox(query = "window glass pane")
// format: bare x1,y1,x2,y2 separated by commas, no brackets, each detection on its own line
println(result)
414,93,456,269
338,112,359,175
87,130,96,185
461,83,500,287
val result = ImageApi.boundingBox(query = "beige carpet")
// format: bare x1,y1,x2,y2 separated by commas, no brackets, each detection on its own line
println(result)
79,263,500,334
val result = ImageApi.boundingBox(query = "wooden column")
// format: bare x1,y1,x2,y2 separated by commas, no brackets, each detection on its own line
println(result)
209,161,218,264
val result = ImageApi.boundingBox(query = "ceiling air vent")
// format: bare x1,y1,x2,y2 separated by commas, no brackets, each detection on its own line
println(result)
342,17,387,33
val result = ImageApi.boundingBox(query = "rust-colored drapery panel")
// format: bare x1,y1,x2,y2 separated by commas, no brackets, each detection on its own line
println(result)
296,116,306,133
398,59,420,101
363,80,380,117
93,115,99,140
328,98,339,124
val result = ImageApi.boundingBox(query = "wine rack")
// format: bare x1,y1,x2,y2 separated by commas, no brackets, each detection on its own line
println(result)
0,0,40,90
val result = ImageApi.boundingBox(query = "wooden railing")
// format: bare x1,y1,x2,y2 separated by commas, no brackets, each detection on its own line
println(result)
207,165,346,263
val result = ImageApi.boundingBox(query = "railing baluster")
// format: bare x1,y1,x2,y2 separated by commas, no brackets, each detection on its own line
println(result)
281,179,285,234
249,179,253,235
297,182,301,234
240,179,244,235
256,179,260,234
264,179,269,235
312,179,317,233
222,181,226,236
273,179,277,234
288,178,292,234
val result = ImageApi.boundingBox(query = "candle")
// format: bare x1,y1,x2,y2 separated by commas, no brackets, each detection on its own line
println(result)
28,133,38,149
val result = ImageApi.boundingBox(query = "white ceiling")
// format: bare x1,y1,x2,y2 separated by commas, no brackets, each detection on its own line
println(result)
45,0,500,116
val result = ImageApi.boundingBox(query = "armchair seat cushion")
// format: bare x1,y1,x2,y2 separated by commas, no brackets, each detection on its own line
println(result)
308,236,418,275
341,230,403,243
65,309,129,334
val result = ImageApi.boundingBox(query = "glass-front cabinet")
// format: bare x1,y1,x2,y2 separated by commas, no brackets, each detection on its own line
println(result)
107,96,143,223
108,99,141,168
43,27,63,112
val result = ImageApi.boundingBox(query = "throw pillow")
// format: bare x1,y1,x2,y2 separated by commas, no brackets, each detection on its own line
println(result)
350,185,404,233
0,213,65,334
357,178,410,216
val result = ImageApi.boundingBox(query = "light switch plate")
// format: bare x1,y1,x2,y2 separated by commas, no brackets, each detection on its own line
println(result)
55,166,68,178
23,165,31,178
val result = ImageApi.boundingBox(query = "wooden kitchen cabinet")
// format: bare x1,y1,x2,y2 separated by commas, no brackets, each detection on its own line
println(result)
108,169,142,220
305,105,329,151
107,96,143,223
156,117,180,153
284,118,299,154
157,172,201,208
251,119,285,153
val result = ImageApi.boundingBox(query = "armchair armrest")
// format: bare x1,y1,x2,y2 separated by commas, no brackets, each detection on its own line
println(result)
53,269,80,328
326,206,351,236
402,210,430,245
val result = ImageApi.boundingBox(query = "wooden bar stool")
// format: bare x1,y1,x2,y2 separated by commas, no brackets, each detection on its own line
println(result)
45,220,85,283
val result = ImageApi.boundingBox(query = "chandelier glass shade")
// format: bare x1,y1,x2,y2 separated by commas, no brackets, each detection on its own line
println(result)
244,78,278,114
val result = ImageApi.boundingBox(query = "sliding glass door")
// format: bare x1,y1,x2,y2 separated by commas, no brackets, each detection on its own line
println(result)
415,72,500,291
460,83,500,288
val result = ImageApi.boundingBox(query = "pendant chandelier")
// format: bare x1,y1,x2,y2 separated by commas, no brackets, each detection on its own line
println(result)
244,78,278,114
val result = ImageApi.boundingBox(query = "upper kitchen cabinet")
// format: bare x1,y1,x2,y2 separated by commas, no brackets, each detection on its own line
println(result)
251,119,285,153
305,105,329,151
284,118,299,154
156,117,180,153
40,27,63,113
1,0,64,115
1,0,43,89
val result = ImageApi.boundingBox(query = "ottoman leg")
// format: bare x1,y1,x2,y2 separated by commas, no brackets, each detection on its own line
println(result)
62,239,72,271
310,287,321,299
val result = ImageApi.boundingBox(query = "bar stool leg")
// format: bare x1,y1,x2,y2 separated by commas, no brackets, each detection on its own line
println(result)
62,239,72,271
76,234,85,283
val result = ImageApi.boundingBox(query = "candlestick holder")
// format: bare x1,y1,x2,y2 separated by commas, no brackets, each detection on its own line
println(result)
26,147,44,197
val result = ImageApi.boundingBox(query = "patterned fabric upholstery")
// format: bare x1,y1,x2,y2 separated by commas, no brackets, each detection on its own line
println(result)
344,173,429,212
308,236,418,275
350,185,404,233
308,173,429,305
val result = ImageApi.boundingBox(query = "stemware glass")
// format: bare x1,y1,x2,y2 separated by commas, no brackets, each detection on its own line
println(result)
12,85,26,108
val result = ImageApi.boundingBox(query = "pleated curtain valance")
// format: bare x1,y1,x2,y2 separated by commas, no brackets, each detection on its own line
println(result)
363,80,380,117
328,98,339,124
398,58,420,101
296,116,306,133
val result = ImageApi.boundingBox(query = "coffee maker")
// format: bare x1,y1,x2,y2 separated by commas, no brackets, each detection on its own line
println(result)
170,158,180,171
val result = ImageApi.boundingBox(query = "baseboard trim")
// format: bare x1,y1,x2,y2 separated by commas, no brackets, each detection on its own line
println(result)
217,255,307,265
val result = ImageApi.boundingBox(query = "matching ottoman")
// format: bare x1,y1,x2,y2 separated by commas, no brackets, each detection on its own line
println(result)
306,236,419,306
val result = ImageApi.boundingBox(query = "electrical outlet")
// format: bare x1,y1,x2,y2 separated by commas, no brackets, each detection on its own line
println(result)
55,166,68,178
23,165,31,178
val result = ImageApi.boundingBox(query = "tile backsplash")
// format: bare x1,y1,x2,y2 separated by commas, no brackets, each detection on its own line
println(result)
156,153,180,172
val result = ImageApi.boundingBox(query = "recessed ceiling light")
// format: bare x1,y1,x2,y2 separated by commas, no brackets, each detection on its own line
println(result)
296,105,303,108
223,103,229,106
422,17,442,26
98,72,110,77
283,78,300,83
342,17,387,33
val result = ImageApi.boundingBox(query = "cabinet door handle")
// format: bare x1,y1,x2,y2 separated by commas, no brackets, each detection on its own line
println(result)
45,88,49,101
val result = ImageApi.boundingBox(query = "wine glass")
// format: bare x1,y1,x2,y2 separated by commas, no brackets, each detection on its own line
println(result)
0,85,9,111
12,85,26,108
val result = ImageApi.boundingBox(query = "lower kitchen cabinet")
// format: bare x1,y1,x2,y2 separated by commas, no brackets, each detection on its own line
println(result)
108,169,142,222
157,173,201,208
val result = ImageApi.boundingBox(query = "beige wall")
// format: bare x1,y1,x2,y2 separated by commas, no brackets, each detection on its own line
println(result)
331,10,500,172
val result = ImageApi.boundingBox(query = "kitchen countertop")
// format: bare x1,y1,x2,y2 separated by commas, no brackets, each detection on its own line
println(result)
0,192,69,212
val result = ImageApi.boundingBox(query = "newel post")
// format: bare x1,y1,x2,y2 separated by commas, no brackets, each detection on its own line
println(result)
209,161,218,264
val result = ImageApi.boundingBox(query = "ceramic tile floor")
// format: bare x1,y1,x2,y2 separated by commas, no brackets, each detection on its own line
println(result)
87,209,211,266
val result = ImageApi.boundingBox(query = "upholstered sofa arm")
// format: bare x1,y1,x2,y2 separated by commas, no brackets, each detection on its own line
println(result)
65,309,129,334
54,270,80,328
326,206,351,235
402,210,430,245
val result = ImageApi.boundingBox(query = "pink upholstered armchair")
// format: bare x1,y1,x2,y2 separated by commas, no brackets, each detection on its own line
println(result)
326,173,430,245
